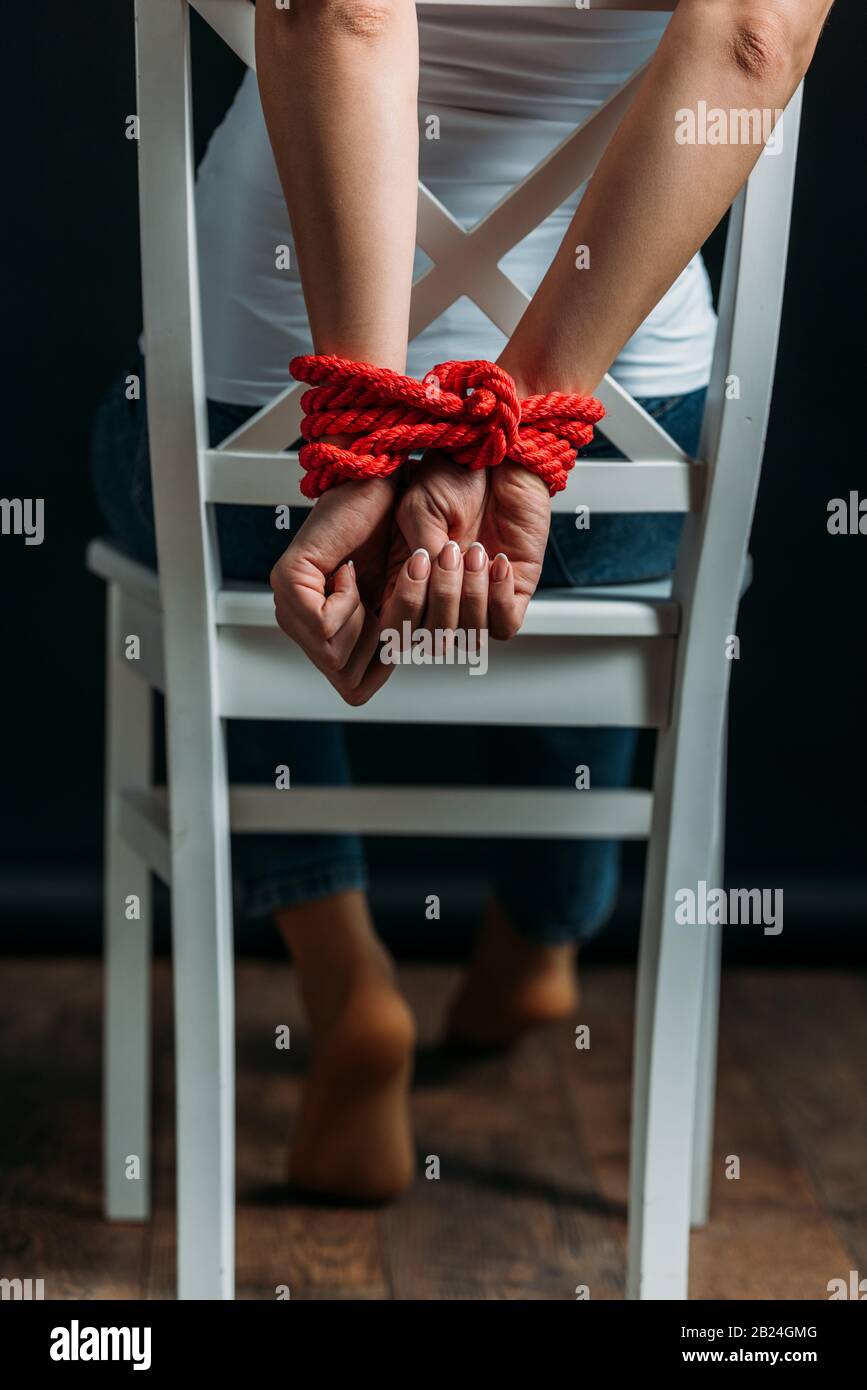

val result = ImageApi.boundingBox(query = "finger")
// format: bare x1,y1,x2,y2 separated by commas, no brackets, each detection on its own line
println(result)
320,561,369,668
379,547,432,653
425,541,463,656
283,603,367,689
337,606,386,692
397,508,451,569
271,553,360,646
459,541,490,640
381,529,411,611
326,602,368,672
321,559,367,640
345,548,432,705
488,552,520,640
272,556,370,683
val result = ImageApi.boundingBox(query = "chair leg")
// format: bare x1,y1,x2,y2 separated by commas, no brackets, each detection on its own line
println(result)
690,921,722,1230
690,730,726,1230
627,719,725,1300
168,712,236,1300
103,586,153,1222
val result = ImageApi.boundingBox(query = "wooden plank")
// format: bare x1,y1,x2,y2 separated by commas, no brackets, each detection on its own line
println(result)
218,628,675,727
556,968,855,1299
136,0,239,1299
89,538,682,631
216,581,681,635
725,970,867,1277
3,960,862,1301
103,589,154,1222
594,375,690,466
227,787,654,840
118,789,171,884
144,962,388,1299
0,961,150,1299
385,966,622,1299
87,539,160,609
204,449,698,513
689,1016,850,1298
134,785,653,844
141,963,177,1300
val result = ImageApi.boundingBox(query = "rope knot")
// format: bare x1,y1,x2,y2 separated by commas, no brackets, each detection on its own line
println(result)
289,355,604,497
423,360,521,470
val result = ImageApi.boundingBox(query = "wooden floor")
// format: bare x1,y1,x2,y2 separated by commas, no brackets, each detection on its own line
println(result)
1,959,865,1300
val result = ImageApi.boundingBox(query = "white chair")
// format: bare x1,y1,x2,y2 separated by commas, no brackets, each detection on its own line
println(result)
88,0,802,1299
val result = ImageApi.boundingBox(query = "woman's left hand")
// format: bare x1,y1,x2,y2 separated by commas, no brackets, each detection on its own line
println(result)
270,475,423,706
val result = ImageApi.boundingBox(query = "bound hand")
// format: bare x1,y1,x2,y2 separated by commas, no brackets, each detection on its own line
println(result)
385,448,550,642
269,476,399,706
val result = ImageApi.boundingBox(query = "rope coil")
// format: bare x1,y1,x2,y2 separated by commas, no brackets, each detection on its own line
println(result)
290,354,604,498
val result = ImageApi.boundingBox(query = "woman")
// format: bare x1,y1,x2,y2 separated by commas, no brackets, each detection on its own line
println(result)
93,0,828,1200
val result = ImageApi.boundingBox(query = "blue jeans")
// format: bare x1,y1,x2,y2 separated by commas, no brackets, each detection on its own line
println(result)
91,356,705,942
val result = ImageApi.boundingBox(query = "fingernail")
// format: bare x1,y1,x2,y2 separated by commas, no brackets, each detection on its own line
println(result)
491,553,510,583
346,559,354,571
464,541,487,573
408,547,430,580
438,540,461,571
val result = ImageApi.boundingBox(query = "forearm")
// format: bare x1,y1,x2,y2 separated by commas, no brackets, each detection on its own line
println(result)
255,0,419,372
500,0,831,397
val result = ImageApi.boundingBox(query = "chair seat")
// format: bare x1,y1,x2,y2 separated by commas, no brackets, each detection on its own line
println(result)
86,538,682,636
86,537,690,728
87,538,751,729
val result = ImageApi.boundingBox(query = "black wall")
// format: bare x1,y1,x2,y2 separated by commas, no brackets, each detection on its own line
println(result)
4,3,865,959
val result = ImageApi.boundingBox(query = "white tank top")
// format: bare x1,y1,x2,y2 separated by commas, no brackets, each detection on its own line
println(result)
195,7,716,406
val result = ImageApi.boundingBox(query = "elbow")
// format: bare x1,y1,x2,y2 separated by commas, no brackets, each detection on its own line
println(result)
272,0,406,44
726,5,826,88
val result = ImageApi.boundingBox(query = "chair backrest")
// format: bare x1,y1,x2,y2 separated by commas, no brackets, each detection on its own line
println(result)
134,0,802,683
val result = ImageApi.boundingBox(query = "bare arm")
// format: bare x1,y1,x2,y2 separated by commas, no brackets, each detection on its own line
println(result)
395,0,833,644
259,1,423,703
500,0,834,396
255,0,419,372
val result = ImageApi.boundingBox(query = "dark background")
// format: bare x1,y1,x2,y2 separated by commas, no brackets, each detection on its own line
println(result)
4,2,865,961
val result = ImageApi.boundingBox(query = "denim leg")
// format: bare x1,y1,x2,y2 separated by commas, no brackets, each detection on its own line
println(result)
90,355,366,916
227,718,367,918
544,387,707,587
489,388,707,945
486,725,640,945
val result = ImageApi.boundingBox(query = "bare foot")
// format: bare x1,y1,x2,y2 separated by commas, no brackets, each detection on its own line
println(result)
445,899,579,1050
275,891,416,1203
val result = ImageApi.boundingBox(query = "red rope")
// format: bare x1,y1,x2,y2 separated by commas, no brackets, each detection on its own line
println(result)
290,355,604,498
